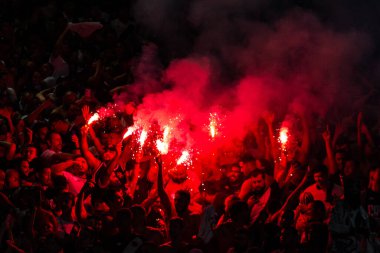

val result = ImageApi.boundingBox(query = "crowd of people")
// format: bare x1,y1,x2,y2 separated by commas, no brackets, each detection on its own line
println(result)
1,1,380,253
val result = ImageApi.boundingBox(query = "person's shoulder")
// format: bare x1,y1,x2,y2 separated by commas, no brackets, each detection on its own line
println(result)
303,183,317,193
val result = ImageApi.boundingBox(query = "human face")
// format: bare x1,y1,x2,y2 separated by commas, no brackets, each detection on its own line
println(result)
313,172,327,189
73,157,88,175
228,166,241,183
241,161,256,177
20,160,31,176
24,147,37,162
39,168,52,186
49,133,62,152
335,153,345,171
51,120,68,134
102,149,116,161
251,174,265,194
6,170,20,189
343,160,355,177
38,127,48,141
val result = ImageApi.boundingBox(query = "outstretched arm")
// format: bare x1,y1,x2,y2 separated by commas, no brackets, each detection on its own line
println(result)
80,125,101,171
156,156,172,219
322,127,338,176
96,143,121,188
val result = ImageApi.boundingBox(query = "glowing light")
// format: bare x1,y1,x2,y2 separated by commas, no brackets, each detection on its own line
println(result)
209,113,219,139
156,126,170,154
279,127,289,147
87,113,99,125
139,129,148,148
122,126,135,140
177,150,190,165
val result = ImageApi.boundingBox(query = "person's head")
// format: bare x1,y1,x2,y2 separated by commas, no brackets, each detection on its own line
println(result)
72,156,88,176
343,159,358,178
34,121,49,141
251,169,266,195
19,159,31,177
239,155,256,177
308,200,326,222
36,167,52,187
62,91,77,107
227,164,242,183
174,190,190,215
49,114,69,134
23,144,37,162
102,146,117,162
334,150,346,171
5,169,20,189
312,165,328,189
47,132,62,152
299,191,314,211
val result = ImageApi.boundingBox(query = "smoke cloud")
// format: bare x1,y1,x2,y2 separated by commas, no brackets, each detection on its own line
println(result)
125,0,377,166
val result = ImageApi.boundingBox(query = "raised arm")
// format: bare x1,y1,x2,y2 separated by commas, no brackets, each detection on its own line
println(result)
80,125,101,170
75,181,94,222
96,143,121,188
322,127,338,176
156,156,172,219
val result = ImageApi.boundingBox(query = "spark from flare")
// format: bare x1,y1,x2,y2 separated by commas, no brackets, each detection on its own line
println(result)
279,127,289,147
139,129,148,148
177,150,190,165
156,126,170,154
122,126,135,140
209,113,220,139
87,113,99,125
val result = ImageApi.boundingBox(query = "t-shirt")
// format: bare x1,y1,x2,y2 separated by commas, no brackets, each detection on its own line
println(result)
62,171,86,196
303,183,344,215
40,149,57,167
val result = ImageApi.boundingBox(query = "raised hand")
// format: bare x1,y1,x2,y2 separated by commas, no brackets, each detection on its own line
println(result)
71,134,79,148
81,105,91,122
322,126,331,142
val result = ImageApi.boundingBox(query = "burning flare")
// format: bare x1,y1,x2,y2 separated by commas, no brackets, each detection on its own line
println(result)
139,129,148,148
122,126,135,140
87,113,99,125
156,126,170,154
209,113,218,139
279,127,289,147
177,150,190,165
